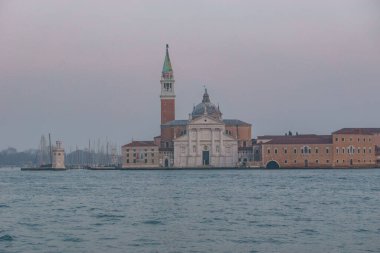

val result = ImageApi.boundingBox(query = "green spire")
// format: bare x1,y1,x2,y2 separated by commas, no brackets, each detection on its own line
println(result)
162,44,173,73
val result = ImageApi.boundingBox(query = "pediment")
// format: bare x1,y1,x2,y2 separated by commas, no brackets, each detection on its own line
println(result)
189,115,223,126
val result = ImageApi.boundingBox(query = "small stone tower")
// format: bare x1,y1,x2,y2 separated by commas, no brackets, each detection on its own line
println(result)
160,44,175,125
52,141,65,169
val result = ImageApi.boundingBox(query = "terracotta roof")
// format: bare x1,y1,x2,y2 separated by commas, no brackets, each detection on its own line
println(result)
261,135,332,145
332,128,380,135
122,141,157,147
223,119,251,126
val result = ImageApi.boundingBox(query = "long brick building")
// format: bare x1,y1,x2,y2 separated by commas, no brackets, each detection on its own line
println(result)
255,128,380,168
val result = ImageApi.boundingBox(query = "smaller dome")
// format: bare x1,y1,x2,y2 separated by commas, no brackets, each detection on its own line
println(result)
191,89,222,120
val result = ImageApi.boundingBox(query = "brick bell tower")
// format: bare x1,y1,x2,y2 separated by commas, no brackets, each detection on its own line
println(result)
160,44,175,125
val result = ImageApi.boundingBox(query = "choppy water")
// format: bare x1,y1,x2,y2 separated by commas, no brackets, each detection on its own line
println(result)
0,168,380,253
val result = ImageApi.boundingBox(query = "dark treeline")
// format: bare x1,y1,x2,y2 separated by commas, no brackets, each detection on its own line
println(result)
0,148,37,167
0,147,121,167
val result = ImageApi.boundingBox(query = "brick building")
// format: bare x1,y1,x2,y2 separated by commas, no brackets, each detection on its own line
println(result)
256,128,380,168
121,141,159,168
332,128,380,168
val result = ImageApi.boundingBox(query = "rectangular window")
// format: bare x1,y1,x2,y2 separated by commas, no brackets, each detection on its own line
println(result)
294,148,297,154
335,138,338,142
342,148,345,154
363,148,366,154
326,148,329,154
342,138,345,142
151,153,154,157
133,153,136,157
336,148,339,154
133,159,136,163
126,159,129,163
274,149,278,154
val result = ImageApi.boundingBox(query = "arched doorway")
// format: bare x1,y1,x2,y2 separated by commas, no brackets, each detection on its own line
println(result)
164,159,169,167
266,161,280,169
202,151,210,165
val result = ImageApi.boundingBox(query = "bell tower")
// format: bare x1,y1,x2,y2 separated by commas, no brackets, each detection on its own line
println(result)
160,44,175,125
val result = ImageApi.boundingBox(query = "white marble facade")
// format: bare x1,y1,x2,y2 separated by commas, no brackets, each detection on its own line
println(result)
173,115,238,167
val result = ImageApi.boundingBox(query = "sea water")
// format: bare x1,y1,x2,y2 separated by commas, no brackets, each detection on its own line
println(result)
0,168,379,253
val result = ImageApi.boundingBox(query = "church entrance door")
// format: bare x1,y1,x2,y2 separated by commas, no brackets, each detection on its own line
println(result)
164,159,169,167
202,151,210,166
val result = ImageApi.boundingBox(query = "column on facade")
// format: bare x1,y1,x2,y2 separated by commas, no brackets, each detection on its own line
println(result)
197,128,200,156
188,128,191,155
211,128,214,156
220,128,224,154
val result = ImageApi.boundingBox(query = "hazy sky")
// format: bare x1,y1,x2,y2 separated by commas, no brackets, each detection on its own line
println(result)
0,0,379,150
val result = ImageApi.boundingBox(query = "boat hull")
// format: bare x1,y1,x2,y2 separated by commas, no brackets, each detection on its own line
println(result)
21,167,67,171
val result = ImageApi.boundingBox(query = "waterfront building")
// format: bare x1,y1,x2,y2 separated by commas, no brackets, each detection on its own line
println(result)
332,128,380,168
157,45,252,167
256,128,380,168
172,90,239,167
258,135,333,169
121,45,252,168
120,45,380,169
121,141,159,168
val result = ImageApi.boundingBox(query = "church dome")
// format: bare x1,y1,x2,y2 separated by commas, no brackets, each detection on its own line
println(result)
191,89,222,120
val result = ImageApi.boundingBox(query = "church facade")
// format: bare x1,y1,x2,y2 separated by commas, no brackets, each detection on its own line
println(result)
156,45,252,168
122,45,253,168
172,90,239,167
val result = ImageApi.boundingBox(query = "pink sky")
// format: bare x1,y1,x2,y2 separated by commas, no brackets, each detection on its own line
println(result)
0,0,379,150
